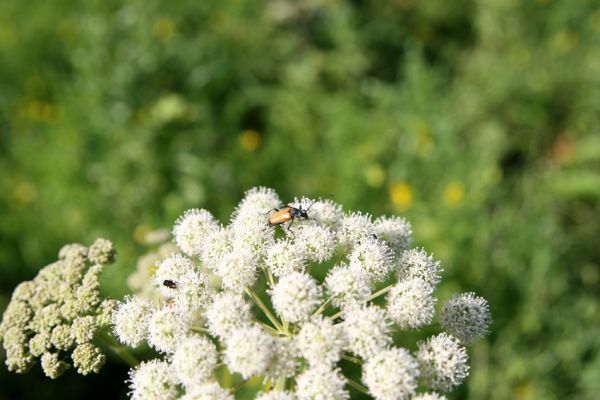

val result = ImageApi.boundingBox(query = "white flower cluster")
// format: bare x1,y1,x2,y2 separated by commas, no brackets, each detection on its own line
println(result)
0,239,117,378
1,187,492,400
115,187,493,399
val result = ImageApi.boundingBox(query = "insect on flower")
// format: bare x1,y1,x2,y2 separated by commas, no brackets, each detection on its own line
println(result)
267,195,330,231
163,279,178,289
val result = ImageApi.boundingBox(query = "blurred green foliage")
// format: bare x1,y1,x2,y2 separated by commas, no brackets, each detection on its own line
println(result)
1,0,599,399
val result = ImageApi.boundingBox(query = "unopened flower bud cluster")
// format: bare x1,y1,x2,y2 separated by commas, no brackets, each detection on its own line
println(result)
113,187,491,400
0,239,117,378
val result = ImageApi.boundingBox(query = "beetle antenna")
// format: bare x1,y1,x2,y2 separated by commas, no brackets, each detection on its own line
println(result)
305,194,332,212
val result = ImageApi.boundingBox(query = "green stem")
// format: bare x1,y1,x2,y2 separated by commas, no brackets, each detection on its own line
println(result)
245,287,284,331
191,325,210,334
329,284,394,320
262,266,276,287
329,309,345,321
275,376,286,391
252,317,281,336
341,353,363,365
367,284,393,302
263,377,273,392
234,379,248,392
346,377,369,394
98,332,139,367
312,295,335,317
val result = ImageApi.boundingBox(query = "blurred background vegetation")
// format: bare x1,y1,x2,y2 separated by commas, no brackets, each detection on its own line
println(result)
1,0,599,399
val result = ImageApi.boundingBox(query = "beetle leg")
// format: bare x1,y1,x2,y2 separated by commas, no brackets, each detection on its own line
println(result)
285,218,296,237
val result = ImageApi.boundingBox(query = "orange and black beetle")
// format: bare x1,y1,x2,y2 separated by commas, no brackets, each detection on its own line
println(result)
267,199,319,230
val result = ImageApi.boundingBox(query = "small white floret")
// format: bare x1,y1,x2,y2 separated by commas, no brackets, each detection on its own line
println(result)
362,347,420,400
387,278,436,330
271,272,322,323
416,333,469,392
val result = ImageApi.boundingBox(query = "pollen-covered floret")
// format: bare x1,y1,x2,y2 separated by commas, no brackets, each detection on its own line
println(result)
342,305,392,359
297,317,345,367
200,227,232,270
129,359,178,400
295,365,349,400
271,272,322,323
113,296,155,347
417,333,470,392
181,382,234,400
214,250,259,292
411,393,448,400
349,236,394,283
337,212,376,249
224,325,274,379
265,337,299,379
147,307,191,353
387,278,436,330
325,264,371,310
265,239,307,277
205,293,251,339
153,254,210,314
290,220,336,263
173,208,220,257
397,248,443,288
440,292,491,344
172,335,218,387
362,347,420,400
374,216,413,255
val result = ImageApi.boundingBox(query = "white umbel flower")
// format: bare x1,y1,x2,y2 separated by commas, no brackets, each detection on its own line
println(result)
337,212,376,249
440,292,491,344
147,307,190,353
200,227,232,270
374,216,413,254
325,264,371,310
362,347,420,400
264,239,306,277
362,348,419,400
412,393,448,400
173,209,220,257
172,335,218,387
387,278,436,330
295,365,349,400
113,296,155,347
296,317,345,367
290,220,336,263
205,293,251,339
349,236,394,283
128,360,178,400
181,382,234,400
397,249,443,288
271,272,322,323
234,187,282,219
416,333,469,392
224,325,274,379
153,254,210,314
342,305,391,359
231,187,279,259
265,337,299,379
214,250,258,292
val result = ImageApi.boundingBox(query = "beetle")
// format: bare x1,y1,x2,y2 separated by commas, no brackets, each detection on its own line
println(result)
267,197,325,231
163,279,178,289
